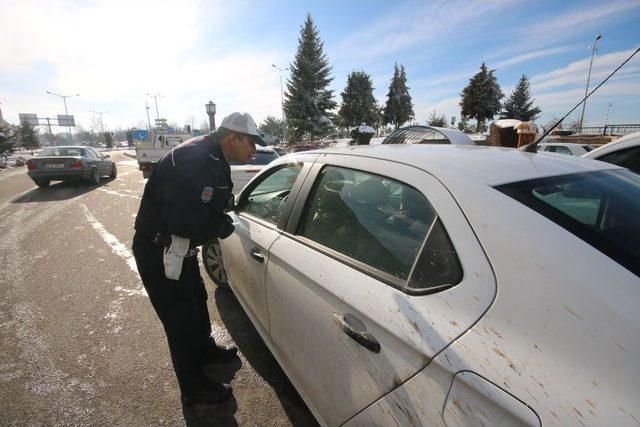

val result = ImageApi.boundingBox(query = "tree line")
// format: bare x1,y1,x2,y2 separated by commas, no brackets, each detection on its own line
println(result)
271,14,541,142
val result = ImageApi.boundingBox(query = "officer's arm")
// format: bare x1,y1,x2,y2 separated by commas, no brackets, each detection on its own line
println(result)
161,165,233,243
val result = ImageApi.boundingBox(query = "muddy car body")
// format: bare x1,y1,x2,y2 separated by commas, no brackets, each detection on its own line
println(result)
207,145,640,426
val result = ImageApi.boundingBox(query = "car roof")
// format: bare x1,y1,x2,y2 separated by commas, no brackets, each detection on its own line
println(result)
583,131,640,159
299,144,620,187
539,142,587,147
257,146,277,153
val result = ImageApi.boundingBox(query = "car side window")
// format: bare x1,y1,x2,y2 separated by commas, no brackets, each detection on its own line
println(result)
241,164,303,225
297,165,462,289
598,146,640,174
556,146,572,155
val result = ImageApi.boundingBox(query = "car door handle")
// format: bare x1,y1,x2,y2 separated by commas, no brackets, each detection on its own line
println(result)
250,247,264,263
332,313,381,353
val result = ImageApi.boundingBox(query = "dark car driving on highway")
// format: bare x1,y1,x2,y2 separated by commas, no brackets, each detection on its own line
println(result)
26,146,117,187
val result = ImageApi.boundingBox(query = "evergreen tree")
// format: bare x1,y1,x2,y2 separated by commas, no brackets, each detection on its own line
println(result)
427,110,448,127
259,116,285,140
18,122,40,154
457,116,474,133
283,14,337,142
104,132,114,148
338,71,378,129
0,123,17,158
460,63,504,132
500,74,541,121
383,63,414,129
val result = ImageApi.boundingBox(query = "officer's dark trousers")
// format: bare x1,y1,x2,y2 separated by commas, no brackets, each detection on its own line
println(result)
132,232,212,396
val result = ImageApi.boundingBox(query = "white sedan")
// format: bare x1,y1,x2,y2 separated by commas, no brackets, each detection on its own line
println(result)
536,142,594,156
204,145,640,426
583,131,640,174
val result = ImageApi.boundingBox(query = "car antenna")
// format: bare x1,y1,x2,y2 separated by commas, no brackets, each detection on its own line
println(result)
520,46,640,153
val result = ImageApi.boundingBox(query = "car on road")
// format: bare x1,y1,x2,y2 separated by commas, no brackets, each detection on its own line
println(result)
536,142,594,156
582,131,640,173
27,146,116,187
229,145,279,193
203,144,640,426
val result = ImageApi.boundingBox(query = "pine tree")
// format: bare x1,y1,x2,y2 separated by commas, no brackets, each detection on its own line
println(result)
383,63,414,129
0,123,17,158
500,74,541,121
338,71,378,129
460,63,504,132
259,116,285,140
457,116,474,133
283,14,337,142
18,122,40,154
427,110,448,127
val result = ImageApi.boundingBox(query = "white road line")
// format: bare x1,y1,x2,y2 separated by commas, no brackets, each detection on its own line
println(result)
81,204,143,284
97,188,141,200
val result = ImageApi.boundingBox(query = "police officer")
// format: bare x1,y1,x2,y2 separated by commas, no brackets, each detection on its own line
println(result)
132,112,266,406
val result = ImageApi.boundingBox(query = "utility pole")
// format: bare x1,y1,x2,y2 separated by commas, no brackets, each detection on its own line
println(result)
145,99,152,132
46,91,79,141
146,93,162,120
603,102,612,134
272,64,289,143
578,34,602,132
90,110,109,143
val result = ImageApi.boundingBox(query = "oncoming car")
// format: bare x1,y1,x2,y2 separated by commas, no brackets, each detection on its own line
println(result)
203,145,639,426
27,146,116,187
229,146,279,193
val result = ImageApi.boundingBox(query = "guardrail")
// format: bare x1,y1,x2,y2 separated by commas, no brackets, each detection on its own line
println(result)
577,124,640,136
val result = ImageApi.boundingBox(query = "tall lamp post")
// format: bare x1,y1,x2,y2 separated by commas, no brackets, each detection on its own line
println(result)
578,34,602,132
46,91,79,141
90,110,109,144
272,64,289,143
146,93,162,120
205,101,216,132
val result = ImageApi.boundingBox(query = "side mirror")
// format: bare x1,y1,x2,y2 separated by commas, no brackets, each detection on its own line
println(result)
104,154,110,158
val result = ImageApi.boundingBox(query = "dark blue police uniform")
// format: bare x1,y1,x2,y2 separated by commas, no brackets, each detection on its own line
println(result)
132,132,234,398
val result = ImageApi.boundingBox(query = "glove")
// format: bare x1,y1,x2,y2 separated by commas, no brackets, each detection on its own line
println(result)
218,213,235,239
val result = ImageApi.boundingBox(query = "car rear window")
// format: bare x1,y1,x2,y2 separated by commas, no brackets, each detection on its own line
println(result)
496,170,640,277
38,147,83,157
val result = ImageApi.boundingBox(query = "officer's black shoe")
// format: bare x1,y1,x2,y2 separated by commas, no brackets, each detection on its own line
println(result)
181,382,232,406
204,341,238,364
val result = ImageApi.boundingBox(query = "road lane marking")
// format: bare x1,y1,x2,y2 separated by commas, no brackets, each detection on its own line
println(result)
97,188,141,200
81,204,143,283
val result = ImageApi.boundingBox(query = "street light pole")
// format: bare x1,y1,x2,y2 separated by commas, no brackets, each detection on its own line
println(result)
146,93,162,120
46,91,79,141
578,34,602,132
145,99,152,132
272,64,289,143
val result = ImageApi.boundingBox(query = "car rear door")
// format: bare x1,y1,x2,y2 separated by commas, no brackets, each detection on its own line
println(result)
220,155,316,335
265,154,496,426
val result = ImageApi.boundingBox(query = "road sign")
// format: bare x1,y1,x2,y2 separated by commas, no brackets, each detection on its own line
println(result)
57,115,75,127
18,113,39,126
132,129,148,141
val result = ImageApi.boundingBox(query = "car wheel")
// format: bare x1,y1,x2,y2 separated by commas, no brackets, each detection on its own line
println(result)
109,164,117,179
89,169,100,185
34,179,50,188
202,240,230,290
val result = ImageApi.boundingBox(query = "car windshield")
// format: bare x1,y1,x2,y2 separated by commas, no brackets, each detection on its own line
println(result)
496,170,640,277
229,152,278,166
37,147,83,157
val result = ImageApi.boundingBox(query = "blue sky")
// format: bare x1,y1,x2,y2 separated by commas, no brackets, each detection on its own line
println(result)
1,0,639,133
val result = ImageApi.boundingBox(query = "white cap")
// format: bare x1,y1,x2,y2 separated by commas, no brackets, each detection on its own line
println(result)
219,112,266,146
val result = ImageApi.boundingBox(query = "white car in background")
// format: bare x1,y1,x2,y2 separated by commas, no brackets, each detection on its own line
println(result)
229,146,279,193
536,142,594,156
583,131,640,174
203,145,640,426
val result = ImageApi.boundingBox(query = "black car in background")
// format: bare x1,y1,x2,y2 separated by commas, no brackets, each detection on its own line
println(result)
27,146,116,187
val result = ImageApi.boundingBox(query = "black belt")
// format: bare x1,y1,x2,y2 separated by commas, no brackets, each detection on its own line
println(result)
151,232,199,258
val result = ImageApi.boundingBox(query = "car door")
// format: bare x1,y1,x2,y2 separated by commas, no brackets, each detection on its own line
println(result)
82,148,99,172
220,156,315,334
265,155,495,426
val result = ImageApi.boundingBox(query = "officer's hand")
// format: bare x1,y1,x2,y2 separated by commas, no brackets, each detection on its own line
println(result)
218,214,235,239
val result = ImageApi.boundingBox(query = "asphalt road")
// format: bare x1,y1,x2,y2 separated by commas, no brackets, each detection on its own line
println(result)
0,151,317,426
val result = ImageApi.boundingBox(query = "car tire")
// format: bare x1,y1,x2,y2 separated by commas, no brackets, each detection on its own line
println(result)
202,240,230,290
34,179,50,188
88,169,100,185
109,164,117,179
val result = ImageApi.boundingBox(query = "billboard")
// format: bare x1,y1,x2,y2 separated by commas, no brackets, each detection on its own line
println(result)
18,113,39,126
57,115,75,127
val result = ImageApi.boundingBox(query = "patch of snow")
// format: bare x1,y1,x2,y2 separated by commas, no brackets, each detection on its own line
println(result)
493,119,522,129
357,125,375,134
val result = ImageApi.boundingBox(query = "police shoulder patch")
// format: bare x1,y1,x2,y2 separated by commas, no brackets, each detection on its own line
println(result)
201,186,214,203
